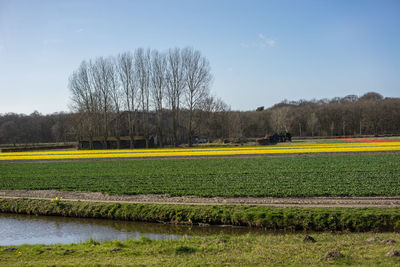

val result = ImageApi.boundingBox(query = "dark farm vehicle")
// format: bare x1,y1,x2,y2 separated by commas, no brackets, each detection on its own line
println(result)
256,132,292,145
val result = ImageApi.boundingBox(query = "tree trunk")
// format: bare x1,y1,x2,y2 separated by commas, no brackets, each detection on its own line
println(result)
188,106,193,147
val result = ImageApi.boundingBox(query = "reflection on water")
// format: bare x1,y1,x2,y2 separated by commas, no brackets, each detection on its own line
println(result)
0,213,269,245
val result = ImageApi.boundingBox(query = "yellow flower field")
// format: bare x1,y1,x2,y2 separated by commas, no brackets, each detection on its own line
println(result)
1,141,400,161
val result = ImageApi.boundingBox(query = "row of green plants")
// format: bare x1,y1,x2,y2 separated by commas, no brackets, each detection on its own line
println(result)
2,198,400,232
1,154,400,196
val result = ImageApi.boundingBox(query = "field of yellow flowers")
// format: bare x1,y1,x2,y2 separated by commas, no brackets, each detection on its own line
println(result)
1,141,400,161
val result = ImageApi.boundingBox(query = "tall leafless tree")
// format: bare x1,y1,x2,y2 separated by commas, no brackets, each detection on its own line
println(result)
69,61,99,149
109,58,122,148
269,106,292,133
117,52,137,148
90,57,113,148
182,47,212,146
135,48,151,148
307,112,318,137
150,50,167,147
166,48,186,146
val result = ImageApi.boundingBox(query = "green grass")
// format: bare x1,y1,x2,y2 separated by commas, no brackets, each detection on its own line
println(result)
2,198,400,231
1,154,400,197
2,233,400,266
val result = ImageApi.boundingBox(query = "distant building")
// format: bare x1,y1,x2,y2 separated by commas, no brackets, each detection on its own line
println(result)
79,136,154,149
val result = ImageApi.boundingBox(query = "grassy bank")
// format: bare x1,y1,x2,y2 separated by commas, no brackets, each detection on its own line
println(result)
2,233,400,266
1,154,400,196
2,198,400,231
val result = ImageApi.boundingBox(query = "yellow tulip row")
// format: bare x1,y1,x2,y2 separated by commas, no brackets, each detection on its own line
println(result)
1,142,400,161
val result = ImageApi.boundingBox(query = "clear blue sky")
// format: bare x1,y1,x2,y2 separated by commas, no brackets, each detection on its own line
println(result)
1,0,399,114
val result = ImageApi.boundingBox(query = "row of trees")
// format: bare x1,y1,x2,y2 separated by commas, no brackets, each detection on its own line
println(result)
262,92,400,137
69,47,213,148
1,92,399,147
0,112,73,146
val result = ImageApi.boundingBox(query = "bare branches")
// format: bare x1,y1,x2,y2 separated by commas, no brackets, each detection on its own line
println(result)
150,50,166,113
117,52,136,114
117,52,137,147
166,48,186,146
150,50,167,147
135,48,151,147
183,47,212,110
68,47,216,148
182,47,212,146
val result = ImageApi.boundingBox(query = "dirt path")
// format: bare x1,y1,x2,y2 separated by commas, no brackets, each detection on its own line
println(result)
2,190,400,208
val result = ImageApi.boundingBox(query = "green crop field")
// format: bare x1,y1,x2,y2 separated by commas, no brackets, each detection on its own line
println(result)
1,153,399,197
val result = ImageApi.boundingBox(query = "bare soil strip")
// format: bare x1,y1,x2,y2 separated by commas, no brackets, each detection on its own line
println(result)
2,190,400,208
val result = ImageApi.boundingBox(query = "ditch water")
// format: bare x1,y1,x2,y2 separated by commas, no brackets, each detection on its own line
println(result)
0,213,269,246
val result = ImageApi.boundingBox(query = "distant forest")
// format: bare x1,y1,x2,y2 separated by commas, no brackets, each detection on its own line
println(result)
0,91,399,147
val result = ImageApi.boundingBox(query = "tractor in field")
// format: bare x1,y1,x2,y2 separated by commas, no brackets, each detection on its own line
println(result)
256,132,292,145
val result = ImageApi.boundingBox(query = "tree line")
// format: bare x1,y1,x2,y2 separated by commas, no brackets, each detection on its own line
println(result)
0,45,399,147
262,92,400,137
0,111,73,146
1,91,399,147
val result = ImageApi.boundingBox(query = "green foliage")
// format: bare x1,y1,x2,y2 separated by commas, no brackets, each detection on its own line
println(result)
0,154,399,197
1,198,400,232
111,240,124,248
86,237,100,246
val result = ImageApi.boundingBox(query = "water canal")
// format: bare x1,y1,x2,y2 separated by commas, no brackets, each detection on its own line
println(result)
0,213,270,246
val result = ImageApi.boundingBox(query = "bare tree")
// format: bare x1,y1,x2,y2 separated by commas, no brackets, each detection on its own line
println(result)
229,112,243,139
69,61,99,149
307,112,318,137
150,50,167,147
269,106,292,133
166,48,186,146
117,52,137,148
204,96,231,140
109,58,122,148
135,48,151,148
90,57,113,148
183,47,212,146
